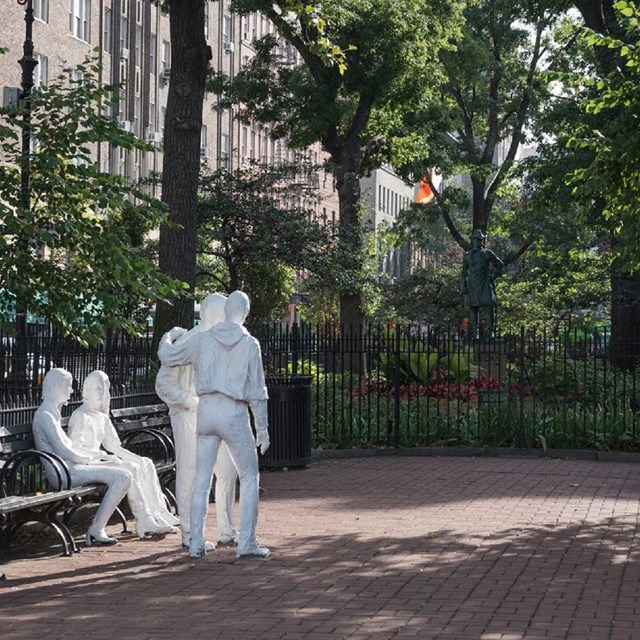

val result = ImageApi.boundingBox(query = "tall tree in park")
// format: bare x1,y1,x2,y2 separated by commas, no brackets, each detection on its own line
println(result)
154,0,211,347
214,0,464,328
402,0,564,261
153,0,349,343
567,0,640,367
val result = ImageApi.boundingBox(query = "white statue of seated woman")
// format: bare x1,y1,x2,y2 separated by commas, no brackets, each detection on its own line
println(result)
68,370,179,539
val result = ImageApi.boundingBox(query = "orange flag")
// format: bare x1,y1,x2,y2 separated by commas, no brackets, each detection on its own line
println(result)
416,174,434,204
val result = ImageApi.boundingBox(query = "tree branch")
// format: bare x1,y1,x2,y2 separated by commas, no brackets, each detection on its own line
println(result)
427,177,470,250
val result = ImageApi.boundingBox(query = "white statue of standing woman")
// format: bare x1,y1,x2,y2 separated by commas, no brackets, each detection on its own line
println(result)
158,290,270,559
68,369,180,539
155,292,239,550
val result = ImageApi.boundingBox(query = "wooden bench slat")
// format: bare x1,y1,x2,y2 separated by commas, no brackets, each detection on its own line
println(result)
110,404,168,418
0,489,82,514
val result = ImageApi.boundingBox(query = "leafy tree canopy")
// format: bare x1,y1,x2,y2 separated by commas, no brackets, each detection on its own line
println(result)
0,56,186,345
196,162,341,322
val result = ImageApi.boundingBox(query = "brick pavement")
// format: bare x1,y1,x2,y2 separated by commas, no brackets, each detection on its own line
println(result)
1,455,640,640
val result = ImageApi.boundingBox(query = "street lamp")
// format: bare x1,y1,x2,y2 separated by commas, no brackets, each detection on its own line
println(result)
17,0,38,215
11,0,38,385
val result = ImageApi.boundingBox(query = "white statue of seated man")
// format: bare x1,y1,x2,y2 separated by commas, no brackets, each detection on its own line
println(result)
32,368,132,545
155,292,239,550
68,369,179,539
158,290,270,559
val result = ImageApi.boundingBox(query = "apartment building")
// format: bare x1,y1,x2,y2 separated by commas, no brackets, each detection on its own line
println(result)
0,0,338,219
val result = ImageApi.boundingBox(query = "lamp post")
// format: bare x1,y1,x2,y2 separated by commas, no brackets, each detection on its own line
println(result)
17,0,38,216
11,0,38,387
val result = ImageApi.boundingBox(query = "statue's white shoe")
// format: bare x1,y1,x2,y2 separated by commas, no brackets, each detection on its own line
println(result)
86,527,118,546
236,545,270,558
217,529,239,545
182,538,216,553
138,517,178,538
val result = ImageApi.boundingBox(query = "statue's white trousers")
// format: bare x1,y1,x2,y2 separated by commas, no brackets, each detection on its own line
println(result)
190,393,260,554
172,409,238,543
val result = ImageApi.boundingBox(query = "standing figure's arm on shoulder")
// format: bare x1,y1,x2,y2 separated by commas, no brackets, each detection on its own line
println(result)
157,327,196,367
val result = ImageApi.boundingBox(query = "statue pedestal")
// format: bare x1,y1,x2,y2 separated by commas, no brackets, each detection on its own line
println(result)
474,339,509,378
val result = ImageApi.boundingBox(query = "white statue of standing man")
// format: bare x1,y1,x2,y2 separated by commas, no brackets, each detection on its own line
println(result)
68,370,180,539
32,368,131,545
155,292,239,550
158,290,270,559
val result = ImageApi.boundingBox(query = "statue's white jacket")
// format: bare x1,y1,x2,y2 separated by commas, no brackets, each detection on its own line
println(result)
158,322,269,430
159,322,267,401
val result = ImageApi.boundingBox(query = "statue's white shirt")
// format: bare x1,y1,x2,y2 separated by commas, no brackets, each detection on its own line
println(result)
158,322,268,403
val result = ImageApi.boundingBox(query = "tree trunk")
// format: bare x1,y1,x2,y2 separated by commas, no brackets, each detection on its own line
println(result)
336,165,365,330
153,0,210,352
609,258,640,371
471,175,487,232
335,161,366,374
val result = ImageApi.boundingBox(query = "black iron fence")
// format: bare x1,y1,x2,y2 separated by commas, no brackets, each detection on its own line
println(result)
0,322,156,407
255,322,638,453
2,320,639,453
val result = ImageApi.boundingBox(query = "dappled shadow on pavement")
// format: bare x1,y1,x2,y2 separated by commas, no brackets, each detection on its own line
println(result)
1,456,639,640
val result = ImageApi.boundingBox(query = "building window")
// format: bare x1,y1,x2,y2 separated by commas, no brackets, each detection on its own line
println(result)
135,25,142,63
241,126,248,162
204,2,209,40
120,15,128,52
34,0,49,23
221,133,229,169
160,106,166,139
223,15,232,44
162,40,171,70
34,53,48,89
200,124,209,159
69,0,91,43
250,129,255,160
149,102,156,134
103,8,112,54
134,95,141,130
262,128,269,163
149,33,157,74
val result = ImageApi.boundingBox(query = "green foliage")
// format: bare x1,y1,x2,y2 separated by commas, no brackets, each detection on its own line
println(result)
216,0,465,322
561,0,640,270
0,56,186,345
397,0,563,246
378,326,440,384
232,1,354,74
196,162,338,322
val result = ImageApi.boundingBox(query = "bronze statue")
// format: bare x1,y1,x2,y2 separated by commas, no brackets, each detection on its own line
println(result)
461,229,504,338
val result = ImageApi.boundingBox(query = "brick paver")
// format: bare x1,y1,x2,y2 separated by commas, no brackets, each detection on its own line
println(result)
1,455,640,639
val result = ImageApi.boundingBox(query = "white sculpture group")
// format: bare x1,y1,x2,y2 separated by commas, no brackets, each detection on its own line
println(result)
33,368,179,544
32,290,270,559
158,290,270,558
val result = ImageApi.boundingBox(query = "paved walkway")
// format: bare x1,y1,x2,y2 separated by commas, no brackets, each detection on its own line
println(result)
2,455,640,640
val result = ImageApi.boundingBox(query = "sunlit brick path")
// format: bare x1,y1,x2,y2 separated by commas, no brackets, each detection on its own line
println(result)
2,454,640,640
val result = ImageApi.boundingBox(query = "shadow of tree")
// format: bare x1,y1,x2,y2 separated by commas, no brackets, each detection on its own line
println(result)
1,456,639,640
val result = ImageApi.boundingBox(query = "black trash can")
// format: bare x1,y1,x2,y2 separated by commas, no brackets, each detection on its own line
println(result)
260,375,312,468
